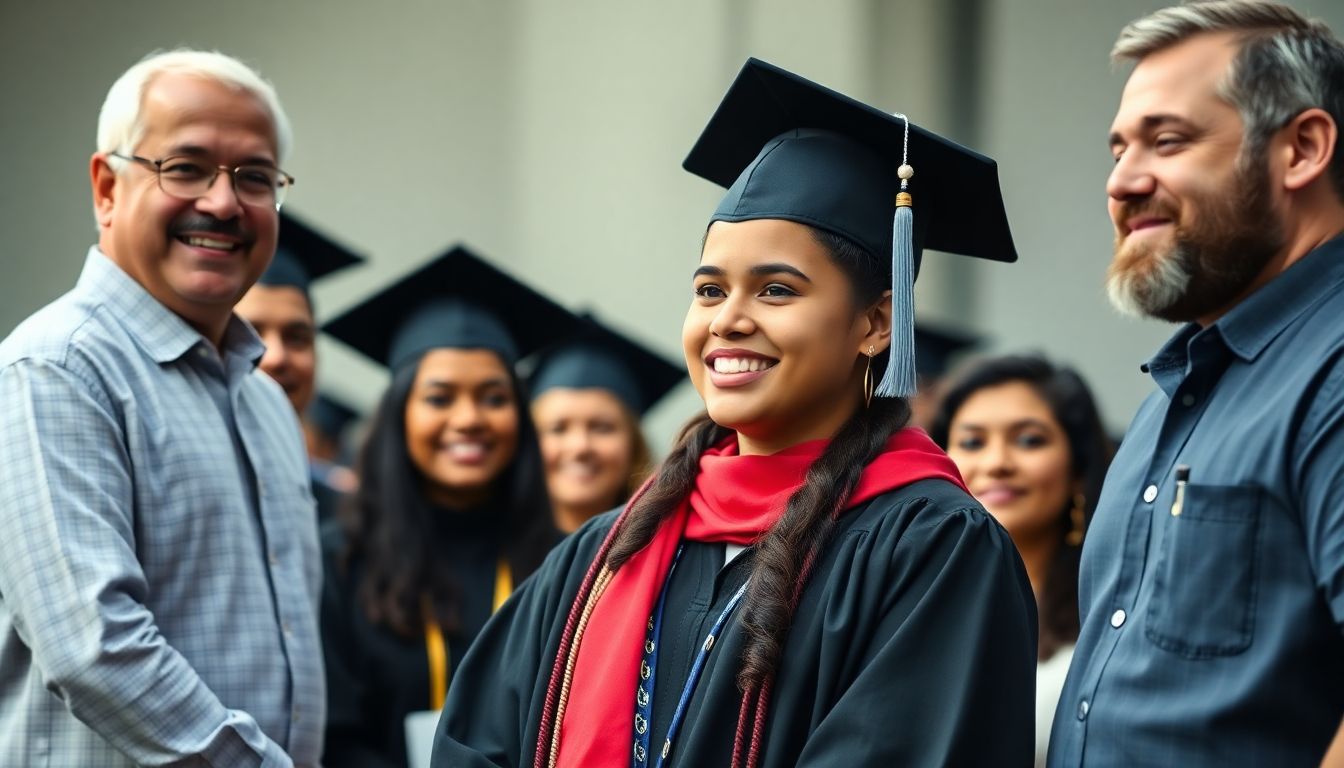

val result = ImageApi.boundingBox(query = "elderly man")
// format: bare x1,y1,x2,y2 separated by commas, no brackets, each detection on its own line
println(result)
1050,2,1344,765
0,50,323,766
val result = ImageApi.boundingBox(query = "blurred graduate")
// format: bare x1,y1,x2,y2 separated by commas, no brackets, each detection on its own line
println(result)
432,59,1036,767
528,314,682,533
319,246,580,767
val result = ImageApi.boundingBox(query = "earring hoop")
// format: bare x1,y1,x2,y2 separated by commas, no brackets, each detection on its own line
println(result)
862,345,876,408
1065,493,1086,546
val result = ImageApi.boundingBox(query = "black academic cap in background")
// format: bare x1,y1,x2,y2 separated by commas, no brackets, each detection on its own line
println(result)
527,313,684,416
915,323,982,382
323,245,582,371
305,392,361,441
259,212,364,298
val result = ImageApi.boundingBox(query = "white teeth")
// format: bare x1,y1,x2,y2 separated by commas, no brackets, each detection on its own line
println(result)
184,236,234,250
559,461,598,479
445,442,487,460
713,357,774,374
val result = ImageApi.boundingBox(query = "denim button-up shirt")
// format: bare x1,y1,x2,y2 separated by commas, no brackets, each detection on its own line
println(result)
0,248,324,767
1048,236,1344,766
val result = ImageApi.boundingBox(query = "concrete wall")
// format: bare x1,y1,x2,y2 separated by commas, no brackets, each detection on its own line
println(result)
4,0,1342,450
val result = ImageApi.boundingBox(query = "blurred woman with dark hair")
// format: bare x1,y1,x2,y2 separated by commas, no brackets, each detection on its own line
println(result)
318,247,580,768
929,353,1114,767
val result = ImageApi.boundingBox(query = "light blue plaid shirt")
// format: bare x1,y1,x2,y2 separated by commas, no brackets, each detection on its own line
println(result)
0,248,325,767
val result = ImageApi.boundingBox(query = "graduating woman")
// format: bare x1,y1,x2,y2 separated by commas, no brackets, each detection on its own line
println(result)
319,247,580,768
529,315,684,533
433,59,1037,768
929,354,1114,767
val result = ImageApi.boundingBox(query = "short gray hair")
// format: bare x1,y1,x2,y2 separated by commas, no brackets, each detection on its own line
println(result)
97,49,293,165
1114,1,1344,197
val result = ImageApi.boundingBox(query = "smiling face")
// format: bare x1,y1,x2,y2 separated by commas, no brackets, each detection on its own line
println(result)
91,72,280,342
235,284,316,413
683,219,888,455
945,381,1075,545
533,388,637,529
1105,31,1284,324
403,348,521,508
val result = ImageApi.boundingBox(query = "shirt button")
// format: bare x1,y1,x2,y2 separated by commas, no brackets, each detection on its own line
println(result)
269,551,280,567
1143,485,1158,503
1180,393,1196,407
1077,699,1090,720
1111,609,1127,628
283,621,293,636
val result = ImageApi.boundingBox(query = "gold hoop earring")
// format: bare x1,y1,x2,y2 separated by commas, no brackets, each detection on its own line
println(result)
1065,493,1086,546
862,345,875,408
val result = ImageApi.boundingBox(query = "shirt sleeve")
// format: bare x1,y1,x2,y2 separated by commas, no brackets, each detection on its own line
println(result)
1295,357,1344,630
0,358,292,767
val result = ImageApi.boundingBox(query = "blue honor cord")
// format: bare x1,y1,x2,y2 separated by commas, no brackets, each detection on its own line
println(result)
631,544,750,767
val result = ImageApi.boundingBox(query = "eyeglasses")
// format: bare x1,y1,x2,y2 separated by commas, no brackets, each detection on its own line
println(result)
109,152,295,210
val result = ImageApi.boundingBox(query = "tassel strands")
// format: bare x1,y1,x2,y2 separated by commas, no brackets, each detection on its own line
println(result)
874,113,918,399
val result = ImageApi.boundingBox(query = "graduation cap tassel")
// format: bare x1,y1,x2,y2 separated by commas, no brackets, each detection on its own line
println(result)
875,115,918,399
874,200,918,399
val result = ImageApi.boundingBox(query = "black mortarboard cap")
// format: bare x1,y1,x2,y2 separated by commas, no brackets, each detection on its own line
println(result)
528,313,684,416
305,392,361,441
914,323,982,382
259,212,364,298
682,58,1017,265
323,245,582,371
683,58,1017,398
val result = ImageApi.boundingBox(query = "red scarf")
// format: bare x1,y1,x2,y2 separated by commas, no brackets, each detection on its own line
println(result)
553,427,966,767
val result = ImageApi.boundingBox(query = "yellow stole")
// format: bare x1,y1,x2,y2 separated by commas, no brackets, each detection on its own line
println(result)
423,558,513,710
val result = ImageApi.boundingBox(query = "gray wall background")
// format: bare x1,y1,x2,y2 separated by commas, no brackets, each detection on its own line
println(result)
4,0,1342,451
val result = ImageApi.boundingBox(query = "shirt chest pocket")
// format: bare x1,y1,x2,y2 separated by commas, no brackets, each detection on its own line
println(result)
1145,482,1262,659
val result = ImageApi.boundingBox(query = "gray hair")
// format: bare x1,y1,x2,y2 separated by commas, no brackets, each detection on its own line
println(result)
97,49,293,165
1113,1,1344,196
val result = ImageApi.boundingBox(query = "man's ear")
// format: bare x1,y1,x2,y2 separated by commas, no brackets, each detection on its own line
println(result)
1277,108,1337,193
90,153,118,228
858,289,893,355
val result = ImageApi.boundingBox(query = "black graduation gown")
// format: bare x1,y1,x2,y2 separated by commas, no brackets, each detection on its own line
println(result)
311,470,344,525
432,478,1038,767
321,510,509,768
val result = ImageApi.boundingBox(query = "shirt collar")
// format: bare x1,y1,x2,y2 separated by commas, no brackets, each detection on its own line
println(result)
1145,234,1344,375
1215,234,1344,363
78,246,265,367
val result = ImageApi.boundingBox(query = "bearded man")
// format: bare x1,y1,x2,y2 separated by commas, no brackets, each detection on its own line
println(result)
1049,2,1344,766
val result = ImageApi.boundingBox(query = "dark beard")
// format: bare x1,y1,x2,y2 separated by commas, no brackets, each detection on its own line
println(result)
1107,157,1283,323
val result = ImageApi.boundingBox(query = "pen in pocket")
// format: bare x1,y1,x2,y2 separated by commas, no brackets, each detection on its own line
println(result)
1171,465,1190,517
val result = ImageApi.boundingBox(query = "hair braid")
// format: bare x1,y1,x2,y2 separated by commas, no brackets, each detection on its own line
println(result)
606,413,730,568
734,396,909,693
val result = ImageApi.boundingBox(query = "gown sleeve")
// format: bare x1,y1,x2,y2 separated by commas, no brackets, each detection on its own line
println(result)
319,526,400,768
430,515,613,768
794,499,1038,767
